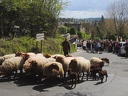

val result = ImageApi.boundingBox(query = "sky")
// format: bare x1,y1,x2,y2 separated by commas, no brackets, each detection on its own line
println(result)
60,0,119,18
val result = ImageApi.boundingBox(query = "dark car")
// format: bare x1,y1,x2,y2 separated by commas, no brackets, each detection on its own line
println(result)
118,42,126,56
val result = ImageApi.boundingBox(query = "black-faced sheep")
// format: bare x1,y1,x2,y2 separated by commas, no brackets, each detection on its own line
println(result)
98,70,108,82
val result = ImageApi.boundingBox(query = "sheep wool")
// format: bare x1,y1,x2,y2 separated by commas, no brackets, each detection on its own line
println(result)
2,56,25,73
43,62,64,77
90,57,104,65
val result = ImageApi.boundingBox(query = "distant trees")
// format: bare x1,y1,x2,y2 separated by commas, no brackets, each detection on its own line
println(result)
0,0,67,38
81,16,106,40
106,0,128,41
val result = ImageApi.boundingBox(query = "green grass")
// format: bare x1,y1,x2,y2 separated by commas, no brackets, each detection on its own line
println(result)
0,36,76,56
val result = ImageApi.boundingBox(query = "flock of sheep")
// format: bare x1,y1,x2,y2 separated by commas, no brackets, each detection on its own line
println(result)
0,52,109,88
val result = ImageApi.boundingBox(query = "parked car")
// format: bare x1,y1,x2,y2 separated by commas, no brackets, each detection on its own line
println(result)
118,42,126,56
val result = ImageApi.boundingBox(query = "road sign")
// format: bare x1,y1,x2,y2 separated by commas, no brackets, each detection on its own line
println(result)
36,33,44,41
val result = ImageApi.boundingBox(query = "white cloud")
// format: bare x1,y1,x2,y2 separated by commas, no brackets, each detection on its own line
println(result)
60,0,120,18
59,10,106,18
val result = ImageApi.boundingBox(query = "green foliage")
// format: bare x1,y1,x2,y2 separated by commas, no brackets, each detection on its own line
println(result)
68,27,76,35
108,35,116,41
0,36,76,56
77,31,85,39
0,0,67,38
57,25,67,34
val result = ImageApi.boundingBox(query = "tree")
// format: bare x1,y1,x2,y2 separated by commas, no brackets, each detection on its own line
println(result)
68,27,76,35
106,0,128,41
57,25,67,34
0,0,67,38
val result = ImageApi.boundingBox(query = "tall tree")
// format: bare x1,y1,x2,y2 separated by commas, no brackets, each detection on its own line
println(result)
0,0,67,38
106,0,128,41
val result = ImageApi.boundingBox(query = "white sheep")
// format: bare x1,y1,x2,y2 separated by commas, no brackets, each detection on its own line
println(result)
55,56,74,77
90,57,105,68
46,57,56,62
69,57,91,81
1,55,26,79
0,54,16,65
3,54,15,59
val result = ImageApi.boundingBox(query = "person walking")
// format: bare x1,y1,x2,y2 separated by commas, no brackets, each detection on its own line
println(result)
62,37,70,56
125,39,128,58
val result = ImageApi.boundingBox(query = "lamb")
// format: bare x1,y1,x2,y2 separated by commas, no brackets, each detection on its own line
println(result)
0,55,27,79
98,70,108,82
90,67,102,80
43,62,64,85
55,56,74,78
69,57,91,81
67,68,78,88
100,58,110,66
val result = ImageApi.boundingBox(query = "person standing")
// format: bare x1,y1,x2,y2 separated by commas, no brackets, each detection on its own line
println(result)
82,40,87,50
62,37,70,56
125,39,128,58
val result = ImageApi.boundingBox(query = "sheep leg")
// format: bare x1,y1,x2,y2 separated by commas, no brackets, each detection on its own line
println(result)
19,69,23,78
88,71,91,79
60,75,64,85
6,72,11,80
101,77,104,82
105,74,108,81
52,76,55,86
86,72,90,81
74,78,77,88
64,71,66,78
90,71,93,79
13,70,17,79
71,79,73,88
81,72,84,81
77,73,80,82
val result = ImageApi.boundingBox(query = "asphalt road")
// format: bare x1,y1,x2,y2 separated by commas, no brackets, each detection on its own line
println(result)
0,48,128,96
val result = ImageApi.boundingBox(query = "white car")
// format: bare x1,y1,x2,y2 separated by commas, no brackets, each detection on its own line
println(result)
118,42,126,56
